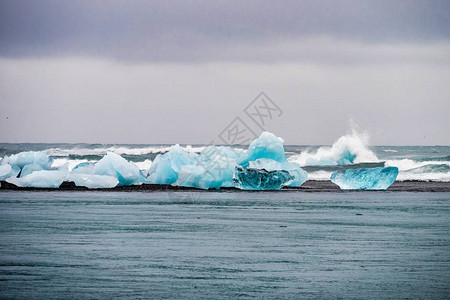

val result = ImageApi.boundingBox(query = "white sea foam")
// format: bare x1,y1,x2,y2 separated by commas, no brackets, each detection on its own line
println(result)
45,145,208,157
385,159,450,171
288,130,378,166
383,149,398,153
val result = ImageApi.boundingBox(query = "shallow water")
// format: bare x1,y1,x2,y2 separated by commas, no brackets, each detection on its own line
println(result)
1,191,449,299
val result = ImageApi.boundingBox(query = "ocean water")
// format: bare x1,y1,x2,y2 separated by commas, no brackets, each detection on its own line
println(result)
0,191,449,299
1,142,450,182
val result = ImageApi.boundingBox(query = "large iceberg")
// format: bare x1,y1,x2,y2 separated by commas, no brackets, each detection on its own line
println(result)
6,167,69,188
233,166,294,190
94,152,145,186
1,151,53,170
147,145,198,185
330,166,399,190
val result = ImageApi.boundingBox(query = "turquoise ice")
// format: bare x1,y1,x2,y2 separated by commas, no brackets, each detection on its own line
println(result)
0,151,53,170
233,166,294,190
148,145,199,185
330,167,399,190
94,152,146,186
6,167,69,188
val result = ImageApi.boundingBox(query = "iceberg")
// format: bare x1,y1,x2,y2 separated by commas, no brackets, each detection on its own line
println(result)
233,165,294,190
1,151,53,170
148,145,198,185
248,158,307,187
94,152,145,186
238,132,287,167
6,167,69,188
20,163,43,178
330,166,399,190
67,173,119,189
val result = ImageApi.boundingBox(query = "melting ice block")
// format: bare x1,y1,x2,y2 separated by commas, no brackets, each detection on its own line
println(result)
248,158,308,187
20,163,43,178
148,145,198,185
67,173,119,189
1,151,53,170
6,167,69,188
239,132,287,166
233,165,294,190
330,167,399,190
94,152,145,186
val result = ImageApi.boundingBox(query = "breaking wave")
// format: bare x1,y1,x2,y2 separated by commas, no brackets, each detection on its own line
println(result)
288,130,379,166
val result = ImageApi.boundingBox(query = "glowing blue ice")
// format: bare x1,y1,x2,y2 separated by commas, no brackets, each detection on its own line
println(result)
148,145,198,185
233,166,294,190
94,152,145,186
239,132,287,166
6,167,69,188
330,167,399,190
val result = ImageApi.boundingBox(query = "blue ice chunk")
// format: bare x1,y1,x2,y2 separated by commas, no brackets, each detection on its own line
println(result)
1,151,53,170
20,163,43,178
248,158,308,187
148,145,198,185
330,167,399,190
94,152,145,186
67,173,119,189
239,132,287,166
233,165,294,190
6,167,69,188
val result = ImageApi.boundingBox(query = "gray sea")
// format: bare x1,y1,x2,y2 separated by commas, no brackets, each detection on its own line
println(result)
1,190,449,299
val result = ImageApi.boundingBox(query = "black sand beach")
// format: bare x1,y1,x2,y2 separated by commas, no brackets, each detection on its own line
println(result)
1,180,450,192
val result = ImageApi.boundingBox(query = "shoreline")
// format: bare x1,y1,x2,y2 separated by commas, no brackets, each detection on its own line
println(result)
1,180,450,192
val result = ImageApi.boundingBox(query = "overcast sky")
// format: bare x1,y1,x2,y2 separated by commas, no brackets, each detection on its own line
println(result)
1,0,449,145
